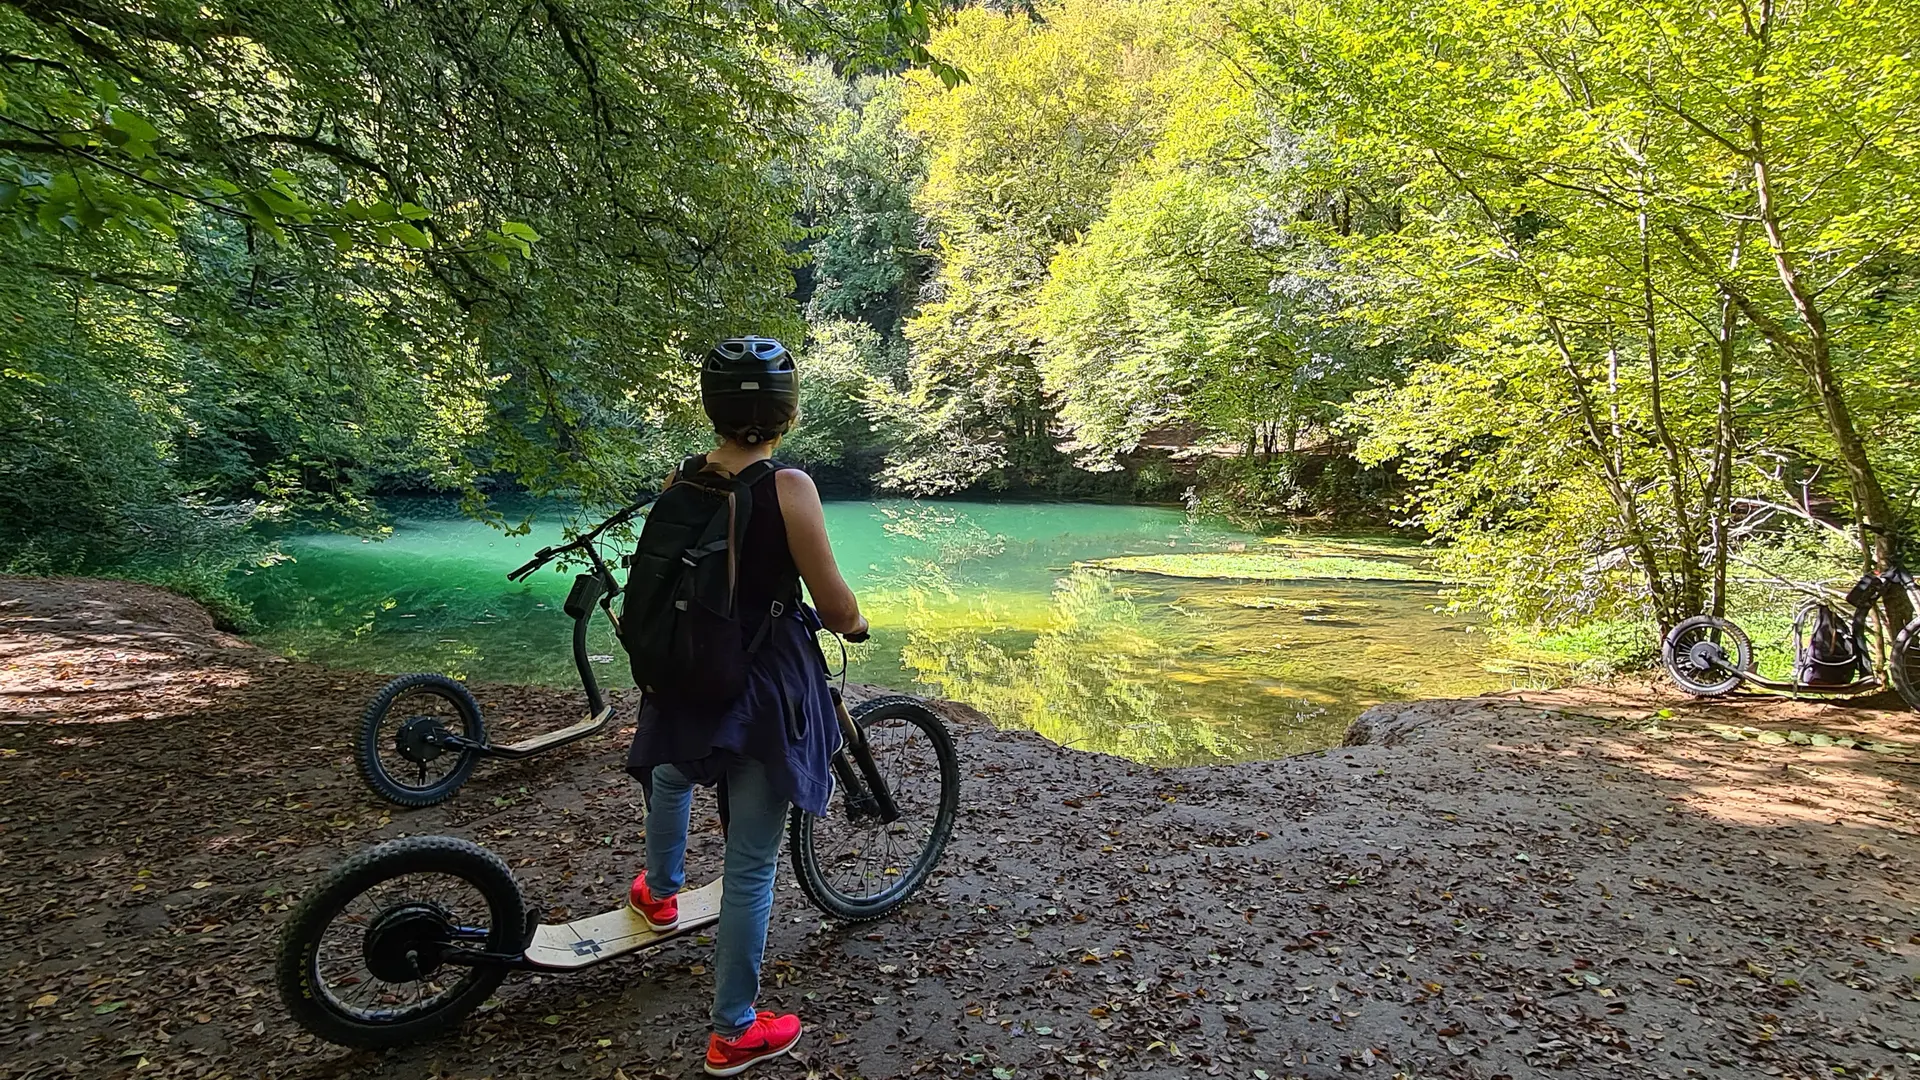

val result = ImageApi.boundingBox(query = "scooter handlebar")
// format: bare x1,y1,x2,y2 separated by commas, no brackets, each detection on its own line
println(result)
507,545,559,582
844,627,871,644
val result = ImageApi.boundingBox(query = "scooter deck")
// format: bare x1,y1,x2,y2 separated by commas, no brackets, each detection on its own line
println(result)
523,878,723,970
499,705,613,754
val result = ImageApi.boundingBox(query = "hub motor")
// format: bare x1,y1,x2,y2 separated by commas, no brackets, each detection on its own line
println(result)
363,902,454,982
393,715,450,764
1686,639,1726,674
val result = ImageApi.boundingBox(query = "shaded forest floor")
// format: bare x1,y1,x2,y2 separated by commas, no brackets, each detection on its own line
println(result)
1,576,1916,1080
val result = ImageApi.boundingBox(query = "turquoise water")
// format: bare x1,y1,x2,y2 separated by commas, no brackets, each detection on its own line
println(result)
235,499,1563,764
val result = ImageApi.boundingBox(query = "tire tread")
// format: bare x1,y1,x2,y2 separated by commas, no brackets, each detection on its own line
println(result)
275,835,523,1049
789,696,958,922
1892,619,1920,711
356,673,485,807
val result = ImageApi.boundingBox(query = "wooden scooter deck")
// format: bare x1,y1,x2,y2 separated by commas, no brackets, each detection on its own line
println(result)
523,878,723,970
499,705,613,754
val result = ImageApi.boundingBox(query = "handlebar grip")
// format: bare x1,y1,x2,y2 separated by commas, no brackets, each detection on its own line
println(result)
845,628,871,644
508,547,552,581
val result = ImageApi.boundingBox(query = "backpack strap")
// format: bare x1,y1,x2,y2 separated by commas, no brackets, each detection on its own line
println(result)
669,454,708,488
730,457,787,489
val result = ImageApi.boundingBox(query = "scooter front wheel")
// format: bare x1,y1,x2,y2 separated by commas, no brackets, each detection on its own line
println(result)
1662,615,1753,697
276,836,526,1049
358,673,486,807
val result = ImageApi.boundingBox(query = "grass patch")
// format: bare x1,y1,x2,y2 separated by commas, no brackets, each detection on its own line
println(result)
1493,618,1655,679
1086,552,1447,584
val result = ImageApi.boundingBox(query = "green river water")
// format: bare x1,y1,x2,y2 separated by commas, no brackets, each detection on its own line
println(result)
236,499,1570,765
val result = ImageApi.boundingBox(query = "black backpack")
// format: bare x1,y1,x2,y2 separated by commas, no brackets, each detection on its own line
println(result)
619,454,795,709
1795,601,1859,686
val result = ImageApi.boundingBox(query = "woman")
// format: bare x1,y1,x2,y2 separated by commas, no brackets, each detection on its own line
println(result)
624,336,867,1077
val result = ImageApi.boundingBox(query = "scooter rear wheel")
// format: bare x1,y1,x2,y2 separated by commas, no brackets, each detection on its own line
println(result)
276,836,525,1049
1662,615,1753,697
790,696,959,922
1892,618,1920,711
358,673,486,807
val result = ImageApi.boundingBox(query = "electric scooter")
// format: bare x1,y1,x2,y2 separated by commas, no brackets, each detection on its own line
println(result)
354,494,655,807
286,662,960,1050
1662,566,1920,707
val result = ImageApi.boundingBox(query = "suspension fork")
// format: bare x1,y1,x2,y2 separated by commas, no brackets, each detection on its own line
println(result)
830,687,901,825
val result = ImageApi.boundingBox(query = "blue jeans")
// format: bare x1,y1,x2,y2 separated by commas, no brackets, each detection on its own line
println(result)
644,759,790,1037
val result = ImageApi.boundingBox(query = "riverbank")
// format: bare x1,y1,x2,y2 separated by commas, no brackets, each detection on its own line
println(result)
1,576,1916,1080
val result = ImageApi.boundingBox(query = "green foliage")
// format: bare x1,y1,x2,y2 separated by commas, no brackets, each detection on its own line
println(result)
1231,0,1920,629
1030,39,1399,475
1,0,956,589
878,0,1187,495
880,0,1403,512
12,0,1920,675
796,67,930,338
776,317,900,479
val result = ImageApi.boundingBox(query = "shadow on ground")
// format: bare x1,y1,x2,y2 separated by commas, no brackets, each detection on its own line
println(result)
1,577,1916,1079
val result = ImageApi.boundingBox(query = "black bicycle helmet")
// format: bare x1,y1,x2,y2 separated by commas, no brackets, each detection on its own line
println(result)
700,336,799,445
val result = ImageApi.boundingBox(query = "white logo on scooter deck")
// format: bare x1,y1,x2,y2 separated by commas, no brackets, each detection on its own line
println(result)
524,878,725,970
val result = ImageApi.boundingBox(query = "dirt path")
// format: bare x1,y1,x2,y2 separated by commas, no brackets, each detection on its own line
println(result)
1,577,1916,1080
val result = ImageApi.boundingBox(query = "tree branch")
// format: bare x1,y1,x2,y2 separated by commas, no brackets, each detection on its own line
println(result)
0,114,255,221
222,132,392,181
13,0,247,45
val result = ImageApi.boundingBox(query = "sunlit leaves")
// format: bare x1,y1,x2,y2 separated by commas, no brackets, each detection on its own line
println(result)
881,0,1190,493
1232,0,1920,621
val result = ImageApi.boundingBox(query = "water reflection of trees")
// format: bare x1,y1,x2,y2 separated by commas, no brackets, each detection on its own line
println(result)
899,567,1239,764
875,504,1007,563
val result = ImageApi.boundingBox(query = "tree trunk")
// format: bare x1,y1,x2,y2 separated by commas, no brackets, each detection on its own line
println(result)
1547,316,1676,627
1750,146,1899,571
1707,287,1739,618
1737,3,1898,573
1640,206,1702,614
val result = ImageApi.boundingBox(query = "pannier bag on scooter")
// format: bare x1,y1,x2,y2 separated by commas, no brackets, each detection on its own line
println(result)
620,454,791,709
1794,601,1859,686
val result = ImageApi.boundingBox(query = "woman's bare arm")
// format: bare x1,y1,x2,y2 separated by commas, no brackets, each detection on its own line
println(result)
776,468,866,635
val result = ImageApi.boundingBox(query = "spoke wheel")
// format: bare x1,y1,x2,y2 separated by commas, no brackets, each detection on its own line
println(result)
276,836,524,1049
1661,616,1753,697
790,696,959,922
1892,618,1920,711
357,674,486,807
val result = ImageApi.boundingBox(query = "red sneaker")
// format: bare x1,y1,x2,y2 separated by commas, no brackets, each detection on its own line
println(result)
704,1011,802,1076
626,875,677,931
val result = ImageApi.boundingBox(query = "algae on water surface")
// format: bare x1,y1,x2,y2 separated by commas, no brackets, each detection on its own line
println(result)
1085,551,1446,584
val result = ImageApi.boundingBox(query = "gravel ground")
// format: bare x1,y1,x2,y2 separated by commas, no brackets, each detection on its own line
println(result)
2,576,1916,1080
